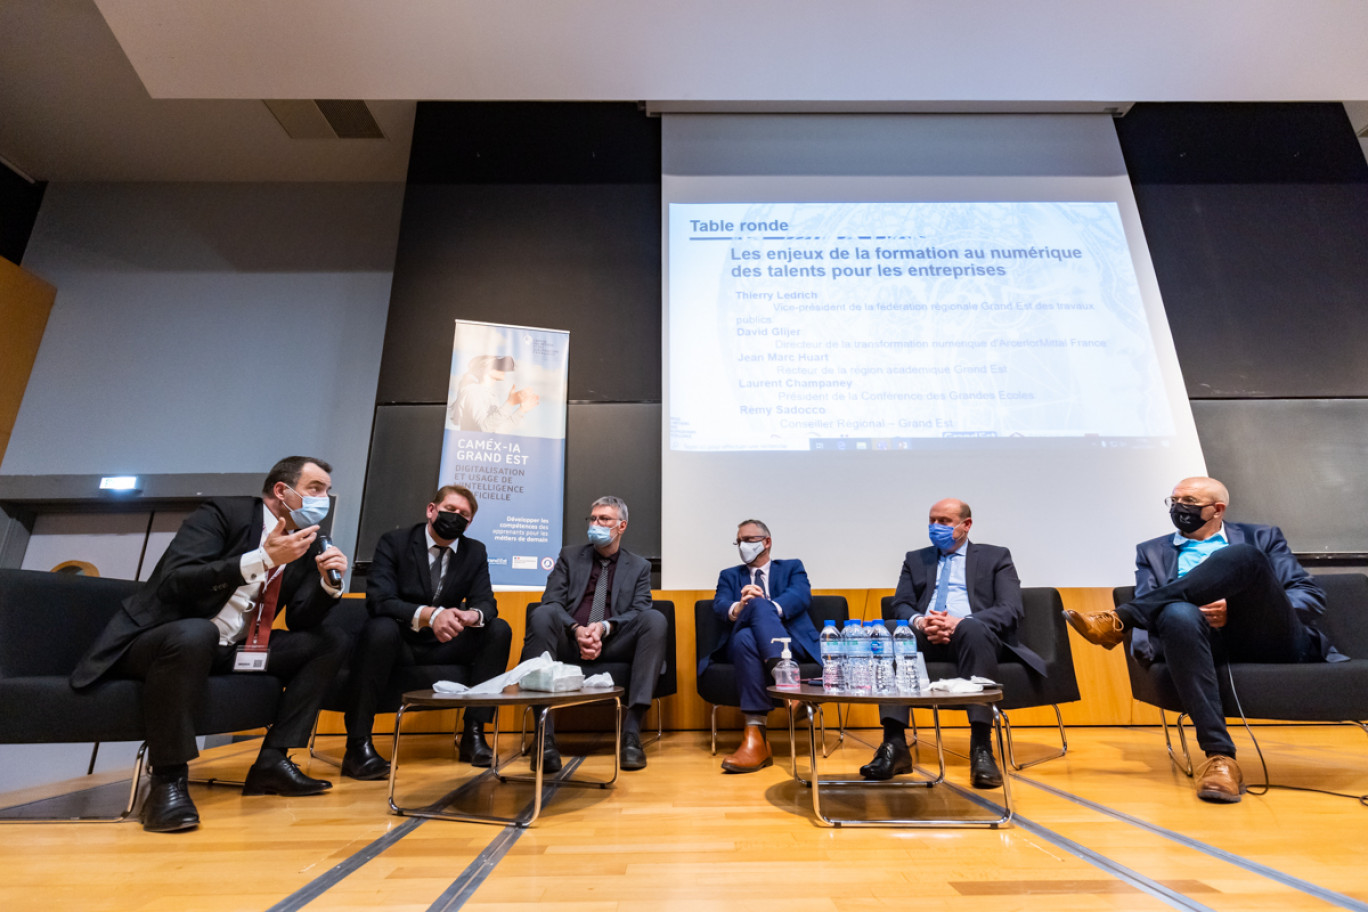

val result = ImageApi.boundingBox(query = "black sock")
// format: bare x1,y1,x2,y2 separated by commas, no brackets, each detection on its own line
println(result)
255,747,286,767
152,763,188,781
882,720,907,745
970,722,993,751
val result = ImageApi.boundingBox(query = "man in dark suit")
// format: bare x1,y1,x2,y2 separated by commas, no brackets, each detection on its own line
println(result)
520,495,666,772
862,498,1043,789
70,456,351,832
1066,476,1340,804
342,484,514,779
701,519,817,773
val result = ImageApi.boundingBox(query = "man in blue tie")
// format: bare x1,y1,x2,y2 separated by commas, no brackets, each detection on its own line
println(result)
861,498,1043,788
1065,476,1340,804
702,519,818,773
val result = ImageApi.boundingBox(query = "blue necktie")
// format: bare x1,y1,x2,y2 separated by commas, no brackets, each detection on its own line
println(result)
933,554,950,612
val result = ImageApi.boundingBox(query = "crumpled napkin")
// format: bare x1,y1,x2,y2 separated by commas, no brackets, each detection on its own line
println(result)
431,652,559,697
582,672,614,688
925,676,997,694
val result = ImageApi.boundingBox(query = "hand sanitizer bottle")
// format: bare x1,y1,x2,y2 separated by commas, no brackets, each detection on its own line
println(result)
770,637,801,690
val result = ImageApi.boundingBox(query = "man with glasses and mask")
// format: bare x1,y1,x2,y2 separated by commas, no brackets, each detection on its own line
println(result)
700,519,816,773
71,456,352,832
341,484,513,780
519,495,666,771
1065,476,1341,804
861,498,1043,790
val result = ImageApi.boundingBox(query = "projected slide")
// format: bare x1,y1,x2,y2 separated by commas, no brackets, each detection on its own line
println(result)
669,201,1172,452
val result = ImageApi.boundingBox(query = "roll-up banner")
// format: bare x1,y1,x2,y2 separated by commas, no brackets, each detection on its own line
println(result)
438,320,570,589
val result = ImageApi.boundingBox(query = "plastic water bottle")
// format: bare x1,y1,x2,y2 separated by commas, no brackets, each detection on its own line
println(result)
820,619,842,693
844,620,871,695
867,620,895,694
893,619,920,693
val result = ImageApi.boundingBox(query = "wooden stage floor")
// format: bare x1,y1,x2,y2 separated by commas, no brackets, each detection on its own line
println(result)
1,724,1366,911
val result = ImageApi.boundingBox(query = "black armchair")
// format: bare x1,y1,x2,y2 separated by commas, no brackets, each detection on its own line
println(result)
0,569,282,822
1114,573,1368,775
310,597,486,764
880,587,1080,769
695,594,849,754
520,600,678,743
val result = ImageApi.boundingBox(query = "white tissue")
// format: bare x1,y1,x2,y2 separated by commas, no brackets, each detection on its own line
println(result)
925,676,998,694
582,672,615,688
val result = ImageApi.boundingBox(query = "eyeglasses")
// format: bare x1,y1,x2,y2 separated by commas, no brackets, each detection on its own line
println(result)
585,515,619,526
1164,496,1214,508
733,536,767,545
439,508,472,520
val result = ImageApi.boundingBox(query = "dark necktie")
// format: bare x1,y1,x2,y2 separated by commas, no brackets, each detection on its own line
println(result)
587,558,610,626
753,567,764,595
431,545,449,598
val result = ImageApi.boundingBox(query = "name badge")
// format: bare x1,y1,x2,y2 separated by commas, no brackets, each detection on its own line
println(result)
233,647,269,673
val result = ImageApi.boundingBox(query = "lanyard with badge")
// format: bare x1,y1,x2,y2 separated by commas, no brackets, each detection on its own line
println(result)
234,565,284,672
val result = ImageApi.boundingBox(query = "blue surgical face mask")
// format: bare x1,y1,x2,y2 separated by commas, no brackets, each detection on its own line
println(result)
287,486,330,528
587,524,614,547
928,522,958,552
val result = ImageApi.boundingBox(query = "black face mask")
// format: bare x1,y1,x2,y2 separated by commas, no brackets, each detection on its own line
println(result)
1169,503,1207,535
431,510,469,540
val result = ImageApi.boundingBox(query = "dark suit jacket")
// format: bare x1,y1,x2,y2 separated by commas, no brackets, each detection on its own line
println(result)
367,523,497,634
700,558,818,674
539,543,652,632
888,541,1046,675
71,497,338,689
1132,521,1339,663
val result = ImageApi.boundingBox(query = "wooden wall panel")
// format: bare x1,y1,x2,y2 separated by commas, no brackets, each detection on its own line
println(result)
0,258,55,465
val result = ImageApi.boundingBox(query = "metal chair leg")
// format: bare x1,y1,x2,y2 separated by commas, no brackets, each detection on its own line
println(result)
1158,708,1195,776
1003,704,1070,771
0,743,148,824
710,704,719,755
307,714,343,769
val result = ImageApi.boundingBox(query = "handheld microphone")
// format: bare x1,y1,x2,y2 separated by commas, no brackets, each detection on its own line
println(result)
317,533,343,589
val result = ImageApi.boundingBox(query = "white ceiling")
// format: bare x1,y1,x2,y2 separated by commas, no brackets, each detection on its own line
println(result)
3,0,1367,182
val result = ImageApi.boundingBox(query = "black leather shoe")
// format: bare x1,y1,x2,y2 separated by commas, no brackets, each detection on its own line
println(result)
341,741,391,781
859,739,913,780
970,744,1003,789
529,734,562,774
458,728,493,768
141,775,199,833
242,756,332,796
620,732,647,771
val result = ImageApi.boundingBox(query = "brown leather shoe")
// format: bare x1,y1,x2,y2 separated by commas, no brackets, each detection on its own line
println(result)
1063,608,1126,649
721,724,773,773
1195,755,1245,803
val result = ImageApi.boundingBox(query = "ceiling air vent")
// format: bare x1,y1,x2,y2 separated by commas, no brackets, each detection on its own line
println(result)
263,100,385,139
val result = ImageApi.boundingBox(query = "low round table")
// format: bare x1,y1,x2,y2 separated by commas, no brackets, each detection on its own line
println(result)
388,685,624,827
768,683,1013,828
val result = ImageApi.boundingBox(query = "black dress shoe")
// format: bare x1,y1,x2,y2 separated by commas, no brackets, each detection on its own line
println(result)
141,775,199,833
859,739,913,781
341,741,391,781
458,728,494,768
529,734,562,774
620,731,647,771
242,756,332,796
970,744,1004,789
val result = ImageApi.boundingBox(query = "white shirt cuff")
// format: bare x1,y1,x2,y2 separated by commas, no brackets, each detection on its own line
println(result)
241,548,271,583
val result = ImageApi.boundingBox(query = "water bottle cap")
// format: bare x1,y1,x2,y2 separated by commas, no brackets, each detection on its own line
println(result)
895,619,909,626
823,619,835,627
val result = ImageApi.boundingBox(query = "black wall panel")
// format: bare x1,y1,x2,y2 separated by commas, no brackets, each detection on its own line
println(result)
1191,400,1368,555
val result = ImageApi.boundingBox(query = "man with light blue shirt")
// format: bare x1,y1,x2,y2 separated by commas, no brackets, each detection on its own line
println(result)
1066,476,1340,804
861,498,1043,788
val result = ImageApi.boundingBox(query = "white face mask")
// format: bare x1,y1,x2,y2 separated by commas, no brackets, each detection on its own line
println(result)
738,540,766,564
